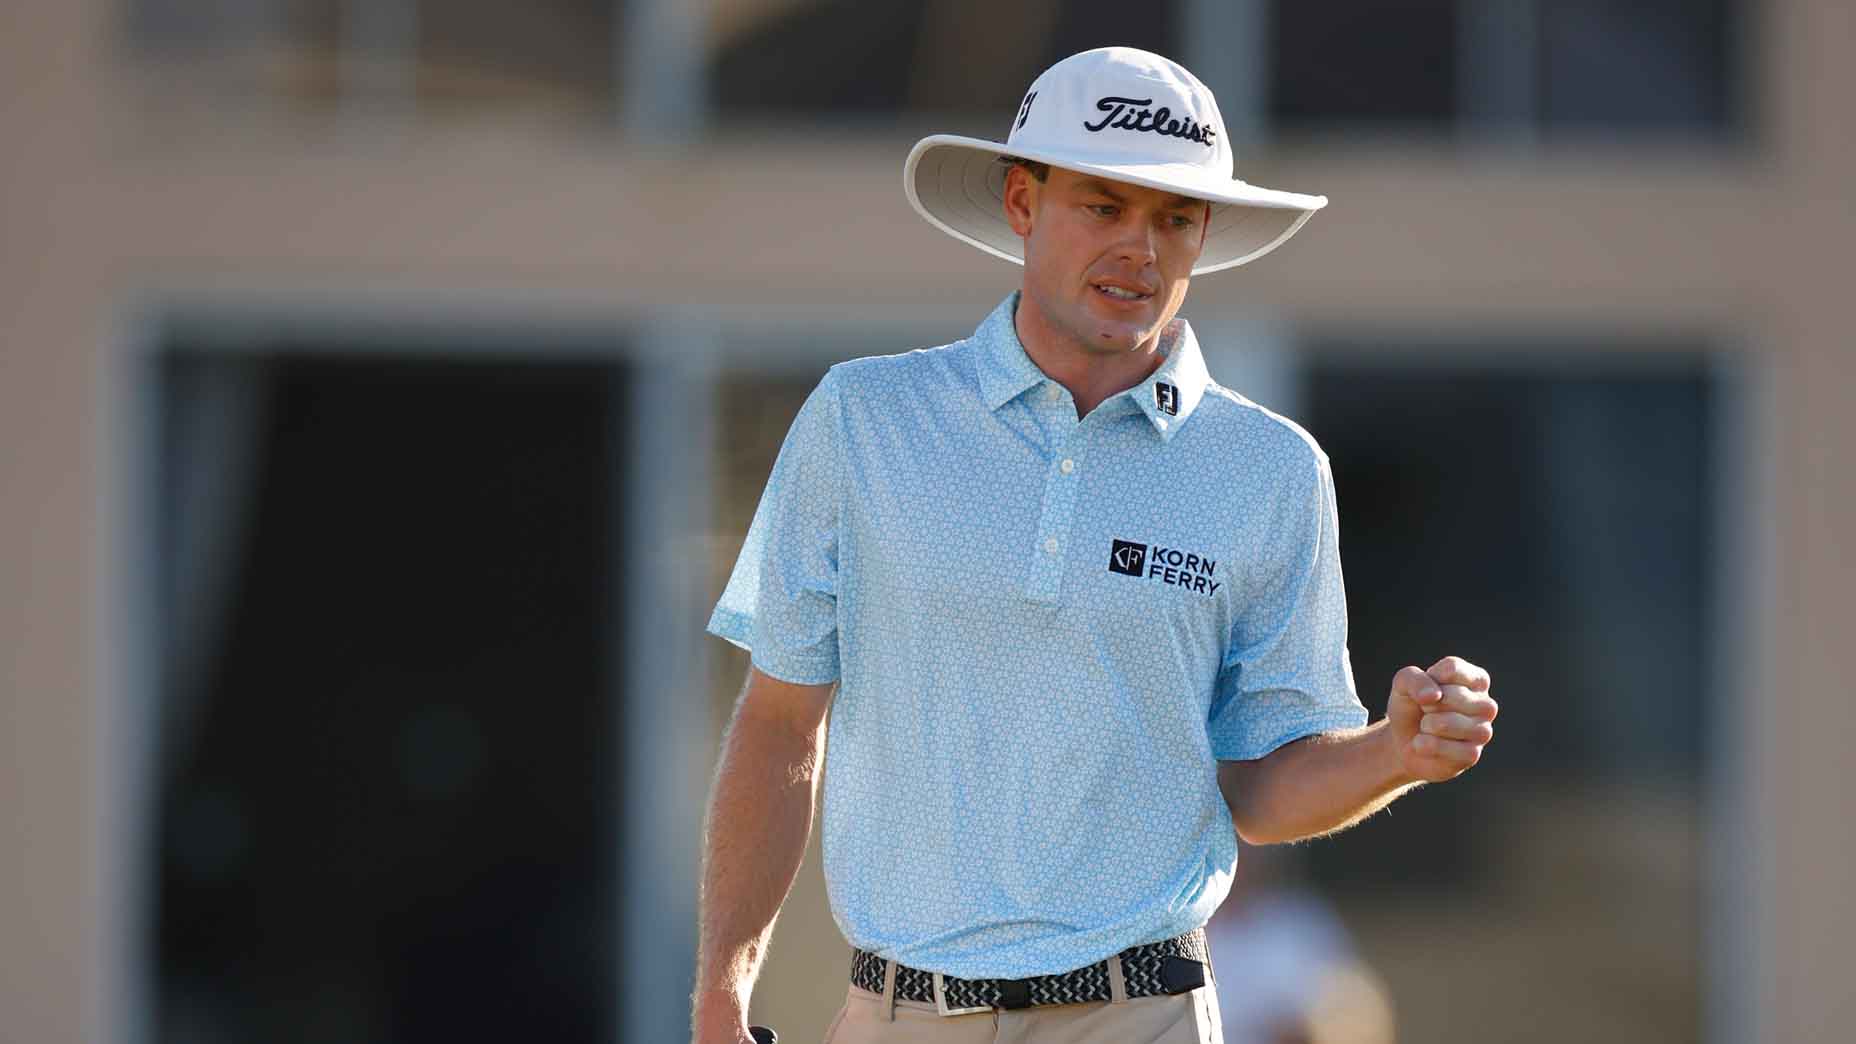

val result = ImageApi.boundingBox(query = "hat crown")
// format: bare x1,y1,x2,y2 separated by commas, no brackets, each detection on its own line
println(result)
1006,47,1232,173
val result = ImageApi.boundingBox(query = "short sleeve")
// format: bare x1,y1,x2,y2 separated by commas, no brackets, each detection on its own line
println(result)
1209,453,1365,761
706,369,845,685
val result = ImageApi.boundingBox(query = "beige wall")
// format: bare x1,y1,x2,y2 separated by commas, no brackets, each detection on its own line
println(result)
4,0,1853,1040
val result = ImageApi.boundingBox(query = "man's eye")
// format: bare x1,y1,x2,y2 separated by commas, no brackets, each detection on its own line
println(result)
1169,214,1196,229
1089,204,1118,217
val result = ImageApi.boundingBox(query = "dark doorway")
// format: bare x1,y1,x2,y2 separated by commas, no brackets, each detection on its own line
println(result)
153,348,627,1044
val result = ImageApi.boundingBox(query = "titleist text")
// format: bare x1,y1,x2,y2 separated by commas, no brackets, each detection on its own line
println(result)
1082,96,1216,147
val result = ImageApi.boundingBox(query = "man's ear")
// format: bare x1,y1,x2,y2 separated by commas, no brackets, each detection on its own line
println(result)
1003,165,1038,237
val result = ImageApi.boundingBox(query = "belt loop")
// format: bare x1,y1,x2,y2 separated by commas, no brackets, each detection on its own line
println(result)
1106,955,1129,1005
881,957,899,1022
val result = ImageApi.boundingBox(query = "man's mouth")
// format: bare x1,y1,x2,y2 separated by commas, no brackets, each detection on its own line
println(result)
1092,282,1153,302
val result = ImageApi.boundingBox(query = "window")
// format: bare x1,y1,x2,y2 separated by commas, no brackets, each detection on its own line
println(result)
1538,0,1737,135
708,0,1181,124
1266,0,1743,139
1269,0,1460,130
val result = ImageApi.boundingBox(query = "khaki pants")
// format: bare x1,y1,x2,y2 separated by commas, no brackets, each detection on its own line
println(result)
822,975,1222,1044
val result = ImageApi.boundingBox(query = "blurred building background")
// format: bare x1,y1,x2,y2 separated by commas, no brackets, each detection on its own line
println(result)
2,1,1851,1042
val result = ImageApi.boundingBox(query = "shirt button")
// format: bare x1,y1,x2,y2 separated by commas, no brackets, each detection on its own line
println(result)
1060,459,1075,474
1043,537,1059,554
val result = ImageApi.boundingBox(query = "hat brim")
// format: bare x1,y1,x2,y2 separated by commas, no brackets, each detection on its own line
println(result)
904,134,1327,276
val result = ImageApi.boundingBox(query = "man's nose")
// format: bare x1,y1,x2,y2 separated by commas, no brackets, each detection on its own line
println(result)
1115,221,1158,267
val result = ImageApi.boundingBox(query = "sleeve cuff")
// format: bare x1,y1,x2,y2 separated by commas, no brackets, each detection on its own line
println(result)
749,649,840,686
705,607,840,685
705,606,754,652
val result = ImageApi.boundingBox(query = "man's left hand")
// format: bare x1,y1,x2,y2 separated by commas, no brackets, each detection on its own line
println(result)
1386,656,1497,783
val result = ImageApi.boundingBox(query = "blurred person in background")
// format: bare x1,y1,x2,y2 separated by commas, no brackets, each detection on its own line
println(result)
1205,844,1393,1044
694,47,1495,1044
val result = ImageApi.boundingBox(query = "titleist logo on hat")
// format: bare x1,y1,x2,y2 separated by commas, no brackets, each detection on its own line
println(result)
1083,97,1216,148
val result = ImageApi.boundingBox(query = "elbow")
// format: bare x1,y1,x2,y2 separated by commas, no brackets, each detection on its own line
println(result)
1224,791,1286,846
1231,812,1289,847
1218,761,1284,846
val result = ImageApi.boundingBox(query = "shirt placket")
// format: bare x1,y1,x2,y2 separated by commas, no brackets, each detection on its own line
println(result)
1024,385,1087,606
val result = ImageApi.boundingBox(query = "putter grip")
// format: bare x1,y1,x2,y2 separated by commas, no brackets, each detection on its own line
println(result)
748,1027,777,1044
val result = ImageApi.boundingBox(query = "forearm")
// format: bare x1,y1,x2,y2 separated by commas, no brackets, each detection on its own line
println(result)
1217,720,1418,845
692,700,825,1028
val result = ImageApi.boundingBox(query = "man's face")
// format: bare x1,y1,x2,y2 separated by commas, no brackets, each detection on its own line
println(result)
1004,164,1210,355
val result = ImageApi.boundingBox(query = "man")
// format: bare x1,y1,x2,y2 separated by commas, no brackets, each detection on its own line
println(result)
695,47,1496,1044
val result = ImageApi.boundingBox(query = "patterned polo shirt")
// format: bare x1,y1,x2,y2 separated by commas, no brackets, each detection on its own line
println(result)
708,292,1364,979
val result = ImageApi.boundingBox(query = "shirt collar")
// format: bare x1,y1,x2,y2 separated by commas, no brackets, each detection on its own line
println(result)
972,292,1213,440
974,293,1049,411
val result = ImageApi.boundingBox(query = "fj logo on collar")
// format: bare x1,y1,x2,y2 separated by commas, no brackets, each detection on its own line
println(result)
1108,539,1222,596
1155,382,1179,416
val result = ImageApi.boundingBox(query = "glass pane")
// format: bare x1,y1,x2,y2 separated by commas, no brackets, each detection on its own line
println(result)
709,0,1180,124
1269,0,1460,129
1538,0,1736,134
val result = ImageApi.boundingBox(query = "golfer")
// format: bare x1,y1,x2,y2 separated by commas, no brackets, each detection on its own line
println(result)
695,47,1497,1044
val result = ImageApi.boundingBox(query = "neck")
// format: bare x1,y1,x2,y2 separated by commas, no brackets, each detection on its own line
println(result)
1012,291,1167,418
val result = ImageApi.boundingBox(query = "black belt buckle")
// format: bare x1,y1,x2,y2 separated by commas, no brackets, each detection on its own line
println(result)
1158,955,1206,995
996,978,1032,1010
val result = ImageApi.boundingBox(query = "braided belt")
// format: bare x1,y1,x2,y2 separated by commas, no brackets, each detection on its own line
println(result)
850,929,1208,1015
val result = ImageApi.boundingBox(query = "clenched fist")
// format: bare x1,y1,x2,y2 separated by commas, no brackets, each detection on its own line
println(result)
1386,656,1497,783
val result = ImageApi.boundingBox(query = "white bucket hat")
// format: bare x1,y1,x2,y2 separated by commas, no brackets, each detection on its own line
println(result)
905,47,1327,275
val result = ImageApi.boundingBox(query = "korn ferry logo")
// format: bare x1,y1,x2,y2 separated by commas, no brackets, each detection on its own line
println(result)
1109,539,1148,576
1108,539,1222,596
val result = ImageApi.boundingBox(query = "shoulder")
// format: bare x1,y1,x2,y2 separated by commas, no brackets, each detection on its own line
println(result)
822,337,982,403
1192,382,1331,476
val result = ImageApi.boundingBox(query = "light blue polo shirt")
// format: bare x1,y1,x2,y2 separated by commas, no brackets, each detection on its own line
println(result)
708,292,1364,979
